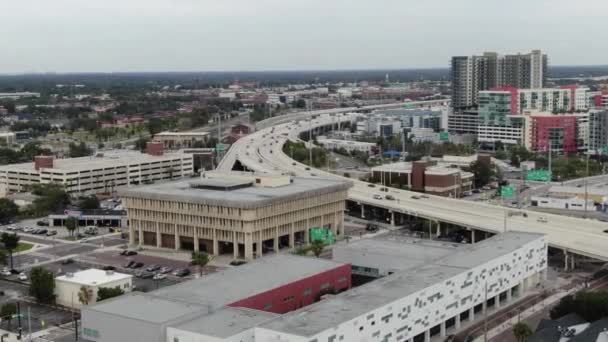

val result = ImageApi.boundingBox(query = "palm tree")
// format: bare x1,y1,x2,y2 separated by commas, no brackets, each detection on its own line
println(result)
191,251,211,277
1,232,20,270
78,286,94,306
513,322,533,342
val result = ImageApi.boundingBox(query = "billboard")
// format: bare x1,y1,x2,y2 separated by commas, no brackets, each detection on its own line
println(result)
310,227,335,246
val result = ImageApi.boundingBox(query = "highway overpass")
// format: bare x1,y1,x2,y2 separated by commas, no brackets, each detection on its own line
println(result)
218,102,608,263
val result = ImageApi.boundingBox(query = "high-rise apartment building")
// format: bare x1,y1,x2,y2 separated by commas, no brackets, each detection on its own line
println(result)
450,50,548,114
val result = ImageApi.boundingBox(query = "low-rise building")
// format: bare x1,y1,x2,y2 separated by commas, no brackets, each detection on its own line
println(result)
55,269,133,308
530,196,596,211
119,172,352,260
0,147,193,198
548,186,608,205
0,132,16,145
317,137,377,155
152,131,209,149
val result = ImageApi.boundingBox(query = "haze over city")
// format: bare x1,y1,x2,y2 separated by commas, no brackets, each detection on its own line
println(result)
1,0,608,73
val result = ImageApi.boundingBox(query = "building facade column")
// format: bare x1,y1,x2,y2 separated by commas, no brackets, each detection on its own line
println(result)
390,212,395,227
193,227,199,252
455,314,461,329
482,301,487,315
564,250,569,271
471,229,475,244
257,234,263,258
507,288,512,302
129,220,135,245
174,224,180,250
495,294,500,308
361,204,365,218
289,223,295,248
440,321,446,337
424,329,430,342
333,212,338,237
469,307,475,322
233,231,238,259
138,221,143,247
212,229,219,256
273,227,279,252
156,222,161,248
244,233,253,260
339,210,345,237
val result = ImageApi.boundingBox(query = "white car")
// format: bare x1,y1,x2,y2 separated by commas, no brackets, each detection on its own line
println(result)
153,273,167,280
1,268,11,276
18,272,28,281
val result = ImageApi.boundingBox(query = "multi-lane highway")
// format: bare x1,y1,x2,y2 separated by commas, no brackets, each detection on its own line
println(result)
218,106,608,262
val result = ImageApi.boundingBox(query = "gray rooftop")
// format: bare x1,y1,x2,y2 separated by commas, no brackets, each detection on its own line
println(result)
153,254,347,309
119,176,352,209
333,233,461,272
88,292,207,324
172,307,278,338
259,231,544,336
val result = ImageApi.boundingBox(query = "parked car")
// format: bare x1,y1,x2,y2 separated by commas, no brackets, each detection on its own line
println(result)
153,273,167,280
124,250,138,256
123,260,136,268
61,258,74,265
367,184,376,188
36,220,49,226
46,230,57,236
173,268,191,277
23,227,35,233
146,264,160,272
1,268,11,276
158,266,173,274
131,262,144,269
139,271,154,279
18,272,27,281
35,228,48,235
102,265,116,271
80,238,91,243
84,226,98,235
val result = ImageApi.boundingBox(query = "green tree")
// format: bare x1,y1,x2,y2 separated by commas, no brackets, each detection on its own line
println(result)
68,141,92,158
147,118,163,136
0,232,20,270
311,240,324,258
0,249,6,265
191,251,211,277
0,198,19,224
97,286,125,302
550,291,608,322
65,217,78,237
78,195,100,210
28,267,55,303
512,322,533,342
27,184,70,216
134,136,150,152
78,286,94,306
467,160,494,188
0,303,17,329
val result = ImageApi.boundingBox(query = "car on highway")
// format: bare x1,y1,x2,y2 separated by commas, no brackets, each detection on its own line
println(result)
80,238,91,243
367,184,375,188
373,194,382,200
18,272,28,281
411,195,421,199
380,187,388,192
537,216,548,223
385,195,395,200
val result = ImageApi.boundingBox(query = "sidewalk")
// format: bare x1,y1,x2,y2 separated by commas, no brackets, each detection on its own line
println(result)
473,284,584,342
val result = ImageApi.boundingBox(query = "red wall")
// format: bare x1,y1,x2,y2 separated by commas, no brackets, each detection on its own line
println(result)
491,86,518,114
531,116,578,154
228,264,352,314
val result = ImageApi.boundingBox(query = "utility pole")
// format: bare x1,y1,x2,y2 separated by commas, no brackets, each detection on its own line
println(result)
483,282,489,342
309,118,313,166
584,152,589,216
548,145,552,182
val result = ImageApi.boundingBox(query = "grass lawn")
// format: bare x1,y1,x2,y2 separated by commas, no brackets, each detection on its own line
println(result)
14,242,34,253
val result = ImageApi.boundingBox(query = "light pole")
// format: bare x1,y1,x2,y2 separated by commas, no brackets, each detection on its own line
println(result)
584,152,589,216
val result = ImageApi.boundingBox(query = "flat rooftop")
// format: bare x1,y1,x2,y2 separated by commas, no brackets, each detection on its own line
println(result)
333,232,461,272
89,292,207,324
549,185,608,196
152,254,347,309
119,175,351,209
172,307,278,338
56,269,132,286
155,131,209,137
0,150,191,173
259,232,544,336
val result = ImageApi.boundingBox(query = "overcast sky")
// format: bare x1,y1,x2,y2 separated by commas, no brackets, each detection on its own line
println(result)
1,0,606,73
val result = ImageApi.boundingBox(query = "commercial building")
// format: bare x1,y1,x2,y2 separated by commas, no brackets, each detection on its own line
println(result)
0,92,41,99
0,146,193,197
526,114,578,154
82,232,547,342
588,110,608,154
0,132,16,145
447,109,479,134
530,196,596,211
152,131,209,149
356,117,402,137
317,137,377,155
119,172,351,260
371,158,474,196
55,269,133,308
81,254,350,342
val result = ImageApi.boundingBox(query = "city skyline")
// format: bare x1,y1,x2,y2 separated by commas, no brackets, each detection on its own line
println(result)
1,0,607,73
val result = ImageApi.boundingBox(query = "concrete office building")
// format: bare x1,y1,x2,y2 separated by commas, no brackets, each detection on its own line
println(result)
317,136,377,155
0,146,193,197
588,110,608,154
120,172,351,260
81,232,547,342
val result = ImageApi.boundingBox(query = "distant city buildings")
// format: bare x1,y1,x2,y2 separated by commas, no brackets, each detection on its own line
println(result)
0,91,41,99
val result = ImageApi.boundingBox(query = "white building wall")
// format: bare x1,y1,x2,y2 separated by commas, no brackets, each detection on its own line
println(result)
255,237,547,342
55,277,133,308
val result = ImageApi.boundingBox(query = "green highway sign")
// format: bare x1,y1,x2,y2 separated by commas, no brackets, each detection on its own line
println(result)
215,143,226,153
526,170,551,182
404,103,415,109
310,227,335,246
501,185,515,199
439,131,449,141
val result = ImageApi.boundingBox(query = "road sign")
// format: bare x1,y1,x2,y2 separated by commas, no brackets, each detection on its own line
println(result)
403,103,415,109
215,143,226,153
603,146,608,154
526,170,551,182
501,185,515,199
310,227,335,246
439,131,449,141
